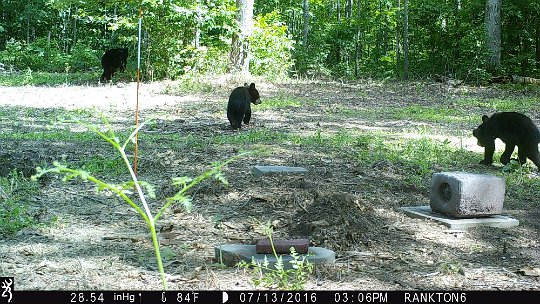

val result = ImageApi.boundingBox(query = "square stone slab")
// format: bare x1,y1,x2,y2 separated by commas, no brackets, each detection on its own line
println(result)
251,166,308,177
215,244,335,269
401,206,519,230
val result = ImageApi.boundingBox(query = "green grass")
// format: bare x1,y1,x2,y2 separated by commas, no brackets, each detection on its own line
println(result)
258,97,302,110
391,105,471,123
455,97,540,113
0,171,42,235
0,71,99,86
0,129,133,142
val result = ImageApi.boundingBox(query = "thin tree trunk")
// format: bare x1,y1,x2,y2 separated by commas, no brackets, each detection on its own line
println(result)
26,15,30,45
396,0,401,76
485,0,501,71
536,20,540,70
194,0,201,48
303,0,309,48
229,0,254,74
403,0,409,80
73,7,78,50
354,0,362,78
337,0,341,22
26,0,30,44
346,0,352,18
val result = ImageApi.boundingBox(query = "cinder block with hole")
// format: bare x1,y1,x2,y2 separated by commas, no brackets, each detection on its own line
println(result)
429,172,506,218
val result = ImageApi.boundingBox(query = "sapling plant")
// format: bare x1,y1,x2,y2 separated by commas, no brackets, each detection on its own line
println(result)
32,115,246,289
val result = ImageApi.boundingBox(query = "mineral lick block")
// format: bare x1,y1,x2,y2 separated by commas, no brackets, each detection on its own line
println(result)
429,172,505,218
256,238,309,254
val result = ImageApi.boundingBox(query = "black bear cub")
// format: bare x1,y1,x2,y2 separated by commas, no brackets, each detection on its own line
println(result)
473,112,540,171
100,48,128,83
227,83,261,130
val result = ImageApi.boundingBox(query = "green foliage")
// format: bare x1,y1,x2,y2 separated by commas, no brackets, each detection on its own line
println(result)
440,260,463,275
31,115,245,289
0,171,40,235
0,71,98,86
392,105,469,123
250,12,295,78
257,96,302,110
237,223,313,290
0,0,538,80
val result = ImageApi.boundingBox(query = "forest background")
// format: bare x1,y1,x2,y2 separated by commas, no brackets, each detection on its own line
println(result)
1,0,537,83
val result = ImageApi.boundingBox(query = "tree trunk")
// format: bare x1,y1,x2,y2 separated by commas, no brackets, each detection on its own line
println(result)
229,0,254,74
396,0,401,76
336,0,341,22
485,0,501,71
303,0,309,48
194,0,201,48
403,0,409,80
354,0,362,78
536,20,540,70
72,7,78,50
346,0,352,18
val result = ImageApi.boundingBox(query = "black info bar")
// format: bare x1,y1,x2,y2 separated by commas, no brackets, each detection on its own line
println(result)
1,290,539,304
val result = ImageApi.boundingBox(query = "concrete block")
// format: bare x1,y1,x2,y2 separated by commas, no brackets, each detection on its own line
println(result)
215,244,335,269
401,206,519,230
429,172,505,218
251,166,308,177
256,238,309,254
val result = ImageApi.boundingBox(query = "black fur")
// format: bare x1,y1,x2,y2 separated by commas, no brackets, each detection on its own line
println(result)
226,83,261,130
473,112,540,170
100,48,128,83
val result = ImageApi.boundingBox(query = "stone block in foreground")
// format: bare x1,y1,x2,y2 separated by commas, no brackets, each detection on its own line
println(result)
429,172,505,218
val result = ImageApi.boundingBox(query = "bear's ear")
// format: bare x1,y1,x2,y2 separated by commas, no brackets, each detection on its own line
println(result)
244,83,248,87
249,83,256,90
482,115,489,123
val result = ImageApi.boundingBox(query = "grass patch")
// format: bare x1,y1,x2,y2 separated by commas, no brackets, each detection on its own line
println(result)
455,97,540,113
0,171,42,235
0,129,132,142
77,155,127,176
391,105,470,123
0,71,99,86
258,97,302,110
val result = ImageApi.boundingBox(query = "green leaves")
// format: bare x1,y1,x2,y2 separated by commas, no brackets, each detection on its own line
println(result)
31,114,246,289
238,223,313,290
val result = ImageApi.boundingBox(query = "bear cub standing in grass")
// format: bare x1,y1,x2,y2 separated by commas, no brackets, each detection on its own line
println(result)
227,83,261,130
473,112,540,171
100,48,128,83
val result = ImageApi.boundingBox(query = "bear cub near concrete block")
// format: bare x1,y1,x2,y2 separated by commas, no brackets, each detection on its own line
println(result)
227,83,261,130
100,48,128,83
473,112,540,171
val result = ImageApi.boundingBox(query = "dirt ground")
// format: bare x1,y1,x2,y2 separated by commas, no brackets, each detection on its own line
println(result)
0,78,539,291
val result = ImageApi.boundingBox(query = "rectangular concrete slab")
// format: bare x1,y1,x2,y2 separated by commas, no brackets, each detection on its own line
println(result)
251,166,308,177
401,206,519,230
215,244,334,269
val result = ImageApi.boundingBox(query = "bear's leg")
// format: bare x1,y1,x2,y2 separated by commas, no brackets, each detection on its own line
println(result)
500,143,515,165
480,141,496,165
517,148,528,165
524,144,540,171
243,105,252,125
101,67,114,82
227,112,240,130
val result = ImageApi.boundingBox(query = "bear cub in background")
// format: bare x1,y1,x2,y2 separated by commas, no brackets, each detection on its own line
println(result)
473,112,540,171
100,48,128,83
227,83,261,130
